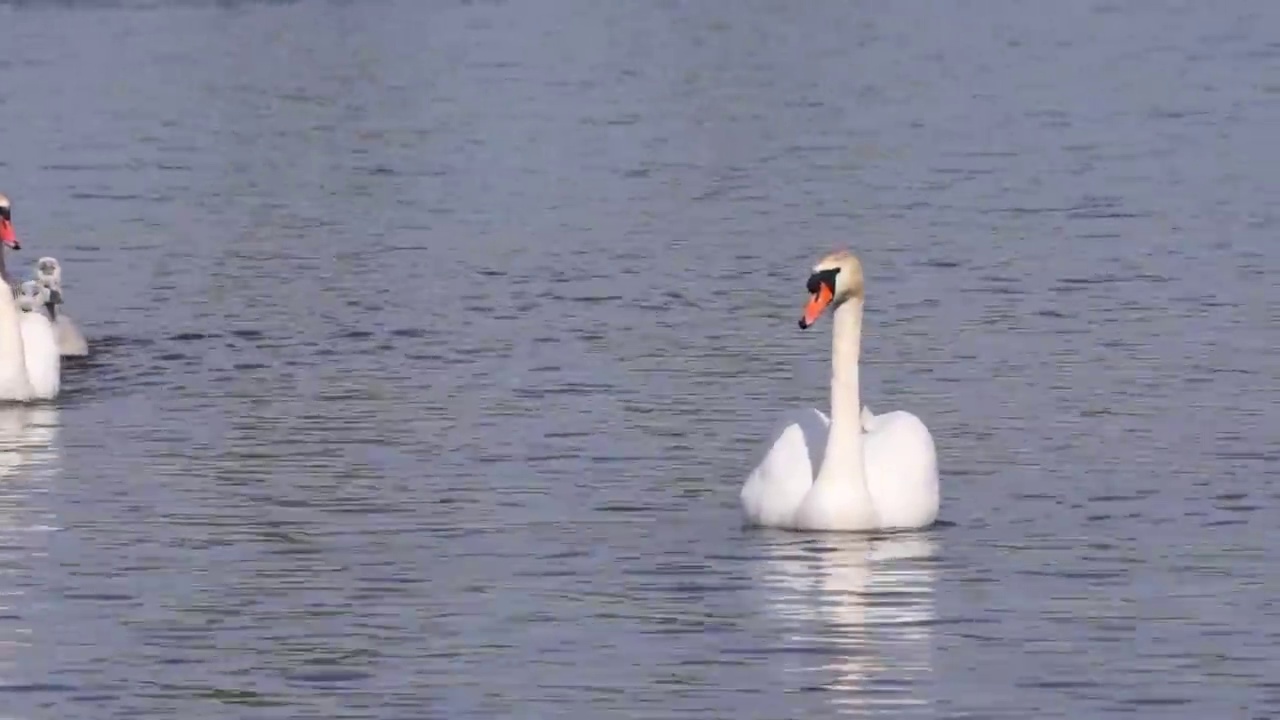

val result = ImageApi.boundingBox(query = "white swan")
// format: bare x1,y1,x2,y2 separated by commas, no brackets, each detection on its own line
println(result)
15,281,59,401
740,250,939,532
0,271,33,403
0,194,21,291
35,257,88,357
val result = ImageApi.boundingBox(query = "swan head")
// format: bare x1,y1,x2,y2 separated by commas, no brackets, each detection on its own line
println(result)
0,194,17,250
33,260,63,312
16,280,48,313
799,249,865,329
36,256,62,285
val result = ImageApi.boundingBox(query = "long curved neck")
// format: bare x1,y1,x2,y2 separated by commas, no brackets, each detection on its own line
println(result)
829,298,863,428
816,297,865,482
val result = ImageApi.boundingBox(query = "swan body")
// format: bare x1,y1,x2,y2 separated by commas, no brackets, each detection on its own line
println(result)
740,250,939,532
16,281,60,401
36,257,88,357
0,276,33,403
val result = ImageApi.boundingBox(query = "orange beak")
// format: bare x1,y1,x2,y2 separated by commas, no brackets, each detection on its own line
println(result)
0,219,16,250
799,284,833,329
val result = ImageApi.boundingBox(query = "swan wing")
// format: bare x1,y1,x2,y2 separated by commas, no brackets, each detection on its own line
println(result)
863,410,939,529
740,407,830,528
54,315,89,357
18,314,59,400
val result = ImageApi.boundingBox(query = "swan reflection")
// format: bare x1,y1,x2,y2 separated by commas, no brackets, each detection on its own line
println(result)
0,404,62,681
755,532,937,715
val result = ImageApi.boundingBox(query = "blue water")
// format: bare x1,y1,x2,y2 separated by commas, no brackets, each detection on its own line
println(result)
1,0,1278,717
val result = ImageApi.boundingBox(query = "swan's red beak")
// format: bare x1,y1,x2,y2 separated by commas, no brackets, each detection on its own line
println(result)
0,219,16,250
799,284,833,329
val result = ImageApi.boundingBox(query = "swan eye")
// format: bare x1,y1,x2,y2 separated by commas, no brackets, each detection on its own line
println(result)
0,207,9,221
806,268,840,295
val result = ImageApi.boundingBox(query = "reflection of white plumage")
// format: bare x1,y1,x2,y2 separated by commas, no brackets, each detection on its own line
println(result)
36,256,90,358
0,404,61,680
741,250,939,532
0,405,58,479
754,534,937,714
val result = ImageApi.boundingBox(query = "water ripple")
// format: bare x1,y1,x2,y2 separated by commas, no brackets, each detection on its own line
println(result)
0,0,1275,718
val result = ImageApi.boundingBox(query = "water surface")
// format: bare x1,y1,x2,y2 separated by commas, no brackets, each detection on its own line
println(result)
1,0,1278,717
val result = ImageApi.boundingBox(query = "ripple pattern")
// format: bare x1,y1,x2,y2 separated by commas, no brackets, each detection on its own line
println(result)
0,0,1277,718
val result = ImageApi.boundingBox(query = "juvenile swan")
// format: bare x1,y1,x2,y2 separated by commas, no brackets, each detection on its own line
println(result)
16,281,60,401
739,250,939,532
36,257,88,357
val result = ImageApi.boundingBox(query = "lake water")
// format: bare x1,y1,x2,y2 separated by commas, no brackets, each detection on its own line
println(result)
1,0,1278,717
